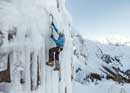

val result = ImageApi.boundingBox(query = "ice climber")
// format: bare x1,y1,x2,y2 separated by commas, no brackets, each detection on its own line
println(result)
46,21,65,71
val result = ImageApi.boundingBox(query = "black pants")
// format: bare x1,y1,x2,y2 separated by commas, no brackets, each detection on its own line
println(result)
49,47,63,61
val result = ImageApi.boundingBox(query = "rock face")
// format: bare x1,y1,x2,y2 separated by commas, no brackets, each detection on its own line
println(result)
71,32,130,85
0,0,72,93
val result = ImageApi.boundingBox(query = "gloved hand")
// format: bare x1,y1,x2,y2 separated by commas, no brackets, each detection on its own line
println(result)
50,34,53,38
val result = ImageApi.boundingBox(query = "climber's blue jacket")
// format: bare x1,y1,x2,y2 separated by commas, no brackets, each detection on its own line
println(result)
51,35,65,48
51,23,65,48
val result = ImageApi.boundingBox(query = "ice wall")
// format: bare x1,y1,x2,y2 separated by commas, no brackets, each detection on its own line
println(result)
0,0,72,93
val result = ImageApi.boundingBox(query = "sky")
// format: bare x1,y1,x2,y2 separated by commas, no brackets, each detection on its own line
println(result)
66,0,130,42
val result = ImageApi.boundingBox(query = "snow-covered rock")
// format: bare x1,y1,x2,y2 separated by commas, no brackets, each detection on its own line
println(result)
71,32,130,93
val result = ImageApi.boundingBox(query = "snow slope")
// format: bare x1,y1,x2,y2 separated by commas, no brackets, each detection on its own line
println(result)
0,0,72,93
71,32,130,93
73,81,130,93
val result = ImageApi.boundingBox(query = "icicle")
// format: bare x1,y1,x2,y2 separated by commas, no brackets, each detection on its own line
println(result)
24,47,31,93
37,55,41,88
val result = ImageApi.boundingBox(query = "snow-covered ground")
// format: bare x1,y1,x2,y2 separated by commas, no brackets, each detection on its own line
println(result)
73,81,130,93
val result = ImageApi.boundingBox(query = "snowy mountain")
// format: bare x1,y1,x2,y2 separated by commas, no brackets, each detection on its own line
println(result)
0,0,72,93
71,32,130,93
98,36,130,46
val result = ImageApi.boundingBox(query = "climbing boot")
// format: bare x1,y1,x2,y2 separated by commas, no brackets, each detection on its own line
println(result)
46,61,54,67
54,60,60,71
